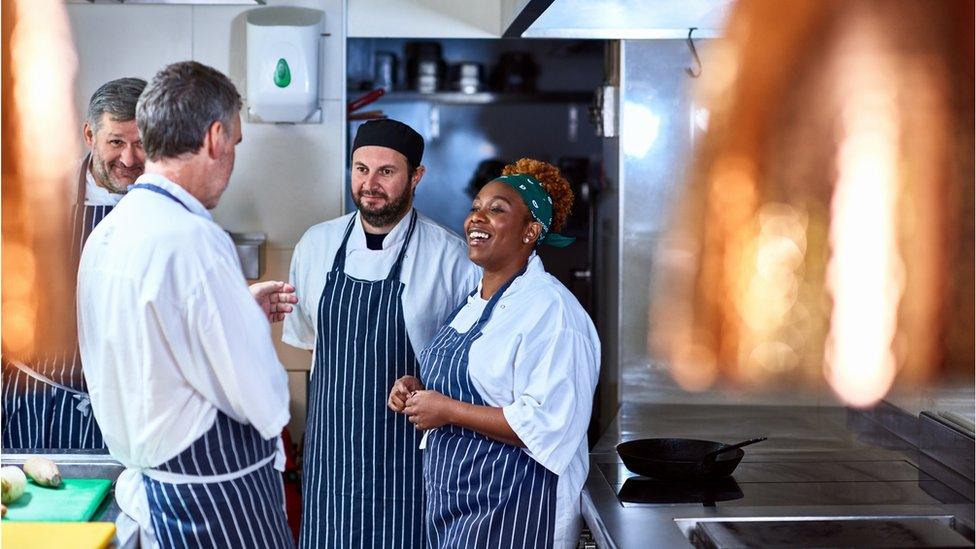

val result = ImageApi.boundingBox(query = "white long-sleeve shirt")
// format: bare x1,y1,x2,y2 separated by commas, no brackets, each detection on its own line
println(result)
77,173,290,539
446,253,601,549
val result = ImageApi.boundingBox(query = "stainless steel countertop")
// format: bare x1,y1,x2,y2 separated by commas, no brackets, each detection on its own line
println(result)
581,404,976,548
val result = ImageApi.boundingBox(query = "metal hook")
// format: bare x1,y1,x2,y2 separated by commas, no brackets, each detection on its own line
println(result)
685,27,702,78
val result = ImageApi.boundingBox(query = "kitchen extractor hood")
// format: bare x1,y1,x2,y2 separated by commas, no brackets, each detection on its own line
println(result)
67,1,264,5
508,0,733,39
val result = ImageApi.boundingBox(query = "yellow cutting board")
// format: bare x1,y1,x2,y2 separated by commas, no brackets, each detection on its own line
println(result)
2,522,116,549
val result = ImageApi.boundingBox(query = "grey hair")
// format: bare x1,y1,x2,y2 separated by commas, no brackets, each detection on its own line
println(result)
136,61,243,162
86,77,147,133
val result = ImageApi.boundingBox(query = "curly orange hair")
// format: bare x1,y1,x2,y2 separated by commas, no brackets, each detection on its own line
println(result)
501,158,574,232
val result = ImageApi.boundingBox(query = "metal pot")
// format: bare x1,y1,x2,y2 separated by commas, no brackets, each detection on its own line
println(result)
405,41,444,93
489,51,538,93
449,62,484,94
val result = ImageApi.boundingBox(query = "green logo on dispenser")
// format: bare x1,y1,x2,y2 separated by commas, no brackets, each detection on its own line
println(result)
274,58,291,88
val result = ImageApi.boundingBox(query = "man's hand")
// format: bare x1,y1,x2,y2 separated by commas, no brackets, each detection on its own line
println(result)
388,375,424,413
403,390,455,430
249,280,298,323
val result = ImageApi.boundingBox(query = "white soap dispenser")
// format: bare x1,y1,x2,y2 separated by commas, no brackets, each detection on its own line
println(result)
246,7,324,123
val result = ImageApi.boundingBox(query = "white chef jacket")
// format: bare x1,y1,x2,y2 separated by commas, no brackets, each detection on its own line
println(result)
446,253,600,549
83,164,125,206
67,156,124,207
283,210,481,362
77,173,290,544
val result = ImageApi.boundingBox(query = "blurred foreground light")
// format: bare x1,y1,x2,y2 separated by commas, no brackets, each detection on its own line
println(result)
2,0,80,359
653,0,974,407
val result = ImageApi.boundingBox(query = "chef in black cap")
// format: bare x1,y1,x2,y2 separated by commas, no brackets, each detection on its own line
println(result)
284,118,479,549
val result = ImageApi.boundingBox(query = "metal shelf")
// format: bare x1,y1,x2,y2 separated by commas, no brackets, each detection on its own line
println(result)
350,90,593,106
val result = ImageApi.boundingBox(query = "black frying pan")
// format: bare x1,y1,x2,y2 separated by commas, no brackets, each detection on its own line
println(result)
616,437,766,481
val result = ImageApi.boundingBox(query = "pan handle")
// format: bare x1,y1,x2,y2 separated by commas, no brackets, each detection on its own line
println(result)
703,436,768,462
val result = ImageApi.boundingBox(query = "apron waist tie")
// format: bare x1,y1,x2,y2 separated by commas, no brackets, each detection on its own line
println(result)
118,440,283,548
142,451,277,485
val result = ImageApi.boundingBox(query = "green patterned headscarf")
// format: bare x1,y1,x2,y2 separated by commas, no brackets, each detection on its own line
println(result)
495,174,576,248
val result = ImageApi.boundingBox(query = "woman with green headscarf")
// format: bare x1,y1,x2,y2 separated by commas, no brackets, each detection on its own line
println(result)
388,158,600,548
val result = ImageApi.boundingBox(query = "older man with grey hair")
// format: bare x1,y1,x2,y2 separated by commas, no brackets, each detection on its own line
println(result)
84,76,147,195
78,61,297,548
2,76,146,451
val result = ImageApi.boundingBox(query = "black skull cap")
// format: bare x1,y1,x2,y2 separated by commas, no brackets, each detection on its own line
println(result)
352,118,424,167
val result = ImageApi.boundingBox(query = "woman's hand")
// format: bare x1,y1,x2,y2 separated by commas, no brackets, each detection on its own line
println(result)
403,390,455,430
388,375,424,413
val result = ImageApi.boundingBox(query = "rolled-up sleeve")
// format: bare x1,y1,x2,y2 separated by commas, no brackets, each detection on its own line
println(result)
282,238,316,350
502,328,599,476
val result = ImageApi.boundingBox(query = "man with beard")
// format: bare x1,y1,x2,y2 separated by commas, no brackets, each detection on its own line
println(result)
2,77,146,450
284,119,479,548
83,77,147,195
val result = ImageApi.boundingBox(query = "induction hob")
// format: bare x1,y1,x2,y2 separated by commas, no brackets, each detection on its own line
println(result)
692,517,973,548
600,460,973,508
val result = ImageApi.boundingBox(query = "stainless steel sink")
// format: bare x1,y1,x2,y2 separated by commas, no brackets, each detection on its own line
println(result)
2,452,124,482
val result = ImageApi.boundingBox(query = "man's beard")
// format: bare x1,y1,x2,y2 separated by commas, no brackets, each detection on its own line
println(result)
90,152,138,194
354,187,413,228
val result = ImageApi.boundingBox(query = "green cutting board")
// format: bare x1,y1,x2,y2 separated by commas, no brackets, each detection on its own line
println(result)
4,479,112,522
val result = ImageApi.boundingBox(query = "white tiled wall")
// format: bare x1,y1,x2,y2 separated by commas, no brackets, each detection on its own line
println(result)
348,0,502,38
68,7,193,111
66,0,347,440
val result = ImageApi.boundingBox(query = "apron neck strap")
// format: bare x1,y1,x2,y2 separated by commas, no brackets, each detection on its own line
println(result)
331,209,419,282
331,215,358,274
443,286,480,326
71,154,99,265
129,183,191,212
77,154,90,208
387,209,418,282
472,262,528,329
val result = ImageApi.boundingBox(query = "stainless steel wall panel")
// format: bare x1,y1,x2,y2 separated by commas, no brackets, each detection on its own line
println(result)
615,40,697,392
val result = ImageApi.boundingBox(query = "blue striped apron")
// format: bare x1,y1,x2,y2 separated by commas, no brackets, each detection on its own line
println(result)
418,270,558,549
127,181,292,547
143,411,293,549
300,210,425,549
2,155,109,450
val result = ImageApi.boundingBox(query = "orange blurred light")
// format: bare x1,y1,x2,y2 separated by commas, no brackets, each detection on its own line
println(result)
2,0,80,359
653,0,973,404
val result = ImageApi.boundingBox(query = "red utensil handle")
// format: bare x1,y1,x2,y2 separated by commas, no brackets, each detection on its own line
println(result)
348,88,386,113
